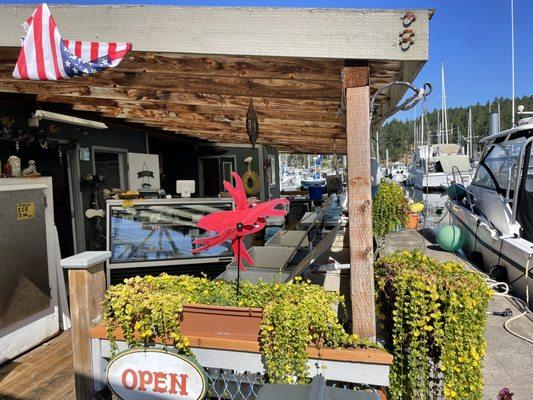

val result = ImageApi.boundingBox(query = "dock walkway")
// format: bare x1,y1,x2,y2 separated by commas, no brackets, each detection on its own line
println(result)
382,228,533,399
0,332,74,400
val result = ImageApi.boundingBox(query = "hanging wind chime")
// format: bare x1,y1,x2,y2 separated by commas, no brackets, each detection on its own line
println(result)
246,79,259,149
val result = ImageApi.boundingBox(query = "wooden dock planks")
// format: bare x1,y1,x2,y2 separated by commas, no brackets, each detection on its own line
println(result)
0,332,75,400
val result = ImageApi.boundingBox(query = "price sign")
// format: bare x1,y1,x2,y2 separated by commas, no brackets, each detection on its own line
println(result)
17,202,35,220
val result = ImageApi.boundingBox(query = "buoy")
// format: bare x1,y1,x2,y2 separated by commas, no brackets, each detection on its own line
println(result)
436,225,465,252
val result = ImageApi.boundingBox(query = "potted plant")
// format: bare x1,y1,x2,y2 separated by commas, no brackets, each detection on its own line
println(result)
103,274,380,384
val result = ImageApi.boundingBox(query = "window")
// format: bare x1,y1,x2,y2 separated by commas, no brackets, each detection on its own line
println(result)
525,146,533,192
472,165,497,190
472,138,525,192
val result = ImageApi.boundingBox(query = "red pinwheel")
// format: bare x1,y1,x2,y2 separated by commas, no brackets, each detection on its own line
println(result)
192,172,288,272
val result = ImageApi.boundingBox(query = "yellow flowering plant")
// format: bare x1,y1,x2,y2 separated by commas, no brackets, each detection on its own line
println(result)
103,274,379,384
375,250,491,400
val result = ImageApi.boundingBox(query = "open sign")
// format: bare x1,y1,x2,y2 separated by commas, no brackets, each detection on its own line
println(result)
106,349,208,400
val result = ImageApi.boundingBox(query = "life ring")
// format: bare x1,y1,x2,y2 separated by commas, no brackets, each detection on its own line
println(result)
242,170,260,196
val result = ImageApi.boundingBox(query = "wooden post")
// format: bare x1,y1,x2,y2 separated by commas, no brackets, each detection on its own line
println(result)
344,64,376,339
62,251,110,400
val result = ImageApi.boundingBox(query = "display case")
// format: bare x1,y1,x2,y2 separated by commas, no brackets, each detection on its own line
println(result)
106,198,234,284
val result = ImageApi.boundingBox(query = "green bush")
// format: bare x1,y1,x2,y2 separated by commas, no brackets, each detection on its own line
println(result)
375,250,492,400
103,274,378,384
372,181,408,237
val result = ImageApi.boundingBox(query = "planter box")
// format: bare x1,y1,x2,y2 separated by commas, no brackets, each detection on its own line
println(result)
180,303,263,341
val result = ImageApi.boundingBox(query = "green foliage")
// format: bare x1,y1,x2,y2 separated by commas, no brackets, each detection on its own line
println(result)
375,250,492,400
103,274,378,384
372,181,408,237
379,95,533,161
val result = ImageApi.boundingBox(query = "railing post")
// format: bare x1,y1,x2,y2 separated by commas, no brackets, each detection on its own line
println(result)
61,251,110,400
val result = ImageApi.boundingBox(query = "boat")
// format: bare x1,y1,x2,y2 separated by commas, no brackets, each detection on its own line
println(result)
447,113,533,307
387,162,409,184
409,143,473,189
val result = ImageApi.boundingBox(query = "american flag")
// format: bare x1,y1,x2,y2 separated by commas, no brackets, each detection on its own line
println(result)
13,3,132,80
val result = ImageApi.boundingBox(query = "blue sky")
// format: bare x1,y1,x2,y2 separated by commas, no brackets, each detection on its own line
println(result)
2,0,531,113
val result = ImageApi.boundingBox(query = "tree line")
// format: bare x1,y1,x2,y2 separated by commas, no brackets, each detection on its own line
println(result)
378,95,533,162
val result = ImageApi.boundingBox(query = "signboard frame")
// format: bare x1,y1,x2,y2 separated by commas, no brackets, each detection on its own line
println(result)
106,348,208,400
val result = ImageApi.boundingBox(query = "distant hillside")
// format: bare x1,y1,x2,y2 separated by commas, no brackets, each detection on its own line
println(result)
379,95,533,162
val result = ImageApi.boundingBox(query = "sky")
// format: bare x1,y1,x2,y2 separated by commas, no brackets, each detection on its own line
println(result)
1,0,531,116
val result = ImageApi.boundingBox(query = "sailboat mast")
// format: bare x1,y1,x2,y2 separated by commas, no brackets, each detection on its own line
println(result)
467,107,473,158
441,62,449,144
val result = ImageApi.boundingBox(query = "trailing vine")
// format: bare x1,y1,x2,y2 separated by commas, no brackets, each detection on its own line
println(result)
372,181,408,237
103,274,378,384
375,250,492,399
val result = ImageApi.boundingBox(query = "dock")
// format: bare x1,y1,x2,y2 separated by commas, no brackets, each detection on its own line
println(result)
382,228,533,399
0,332,74,400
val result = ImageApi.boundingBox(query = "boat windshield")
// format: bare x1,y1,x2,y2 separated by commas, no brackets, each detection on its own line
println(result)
472,138,525,194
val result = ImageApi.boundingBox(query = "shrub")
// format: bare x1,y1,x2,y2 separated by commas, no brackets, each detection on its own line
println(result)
375,250,492,400
103,274,378,384
372,181,408,237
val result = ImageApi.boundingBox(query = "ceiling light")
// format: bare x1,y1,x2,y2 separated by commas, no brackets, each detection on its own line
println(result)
32,110,108,130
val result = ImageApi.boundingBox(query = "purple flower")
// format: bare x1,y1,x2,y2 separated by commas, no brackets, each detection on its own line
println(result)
497,388,514,400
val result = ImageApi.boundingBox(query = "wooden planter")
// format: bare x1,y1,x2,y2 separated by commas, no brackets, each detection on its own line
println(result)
180,303,263,341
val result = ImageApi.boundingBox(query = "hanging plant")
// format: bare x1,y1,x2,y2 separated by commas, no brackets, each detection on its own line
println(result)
372,181,408,237
375,250,491,400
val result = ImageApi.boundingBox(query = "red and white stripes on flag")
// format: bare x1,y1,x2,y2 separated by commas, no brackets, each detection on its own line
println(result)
13,3,132,80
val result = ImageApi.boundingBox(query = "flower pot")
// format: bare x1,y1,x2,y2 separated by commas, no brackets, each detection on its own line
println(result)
180,303,263,341
406,213,419,229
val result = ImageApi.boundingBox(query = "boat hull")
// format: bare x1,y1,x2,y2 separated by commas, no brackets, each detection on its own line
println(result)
447,201,533,308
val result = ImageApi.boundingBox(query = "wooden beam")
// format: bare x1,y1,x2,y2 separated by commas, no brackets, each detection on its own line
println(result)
0,47,344,81
0,80,341,112
0,71,341,100
345,84,376,339
34,94,341,123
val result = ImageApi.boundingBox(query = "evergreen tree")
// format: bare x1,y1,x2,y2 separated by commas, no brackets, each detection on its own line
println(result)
379,95,533,161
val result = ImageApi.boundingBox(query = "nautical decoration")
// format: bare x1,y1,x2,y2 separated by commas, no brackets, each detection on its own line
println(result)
106,349,208,400
22,160,41,177
13,4,132,81
245,79,259,149
193,172,288,295
242,156,260,197
137,162,155,188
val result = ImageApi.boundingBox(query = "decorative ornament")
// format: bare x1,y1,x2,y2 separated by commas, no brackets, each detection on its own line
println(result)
22,160,41,177
242,156,260,197
245,79,259,149
8,155,21,177
137,161,155,188
192,172,288,295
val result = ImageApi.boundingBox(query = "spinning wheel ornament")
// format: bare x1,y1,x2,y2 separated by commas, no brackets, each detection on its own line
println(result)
193,173,288,275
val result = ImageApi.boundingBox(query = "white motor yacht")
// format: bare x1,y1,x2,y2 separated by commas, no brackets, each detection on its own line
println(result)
409,143,472,190
447,116,533,307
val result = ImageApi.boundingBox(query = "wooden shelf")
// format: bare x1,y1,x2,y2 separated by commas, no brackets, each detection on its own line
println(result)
90,324,392,365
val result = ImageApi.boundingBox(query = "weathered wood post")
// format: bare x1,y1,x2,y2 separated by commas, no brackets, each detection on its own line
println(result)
343,63,376,339
61,251,110,400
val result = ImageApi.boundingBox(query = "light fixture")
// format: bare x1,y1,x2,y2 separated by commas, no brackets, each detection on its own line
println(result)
30,110,108,130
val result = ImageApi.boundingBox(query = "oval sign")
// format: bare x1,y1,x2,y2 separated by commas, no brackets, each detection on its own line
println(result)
106,349,208,400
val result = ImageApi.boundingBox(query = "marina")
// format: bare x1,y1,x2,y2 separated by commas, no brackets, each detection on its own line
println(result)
0,1,531,400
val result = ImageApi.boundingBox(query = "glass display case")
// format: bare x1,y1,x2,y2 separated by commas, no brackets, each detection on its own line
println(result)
106,198,234,271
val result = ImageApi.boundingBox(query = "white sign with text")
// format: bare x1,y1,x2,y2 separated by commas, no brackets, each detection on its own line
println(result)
106,349,207,400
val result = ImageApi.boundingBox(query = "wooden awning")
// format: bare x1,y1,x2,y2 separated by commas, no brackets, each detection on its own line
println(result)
0,6,432,154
